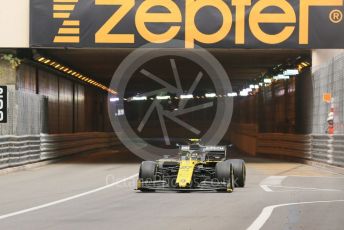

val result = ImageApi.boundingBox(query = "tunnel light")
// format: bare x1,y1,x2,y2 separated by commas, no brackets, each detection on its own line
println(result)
34,55,118,95
156,95,170,100
273,74,290,80
259,83,263,86
205,93,216,98
264,78,272,84
180,94,193,99
283,69,299,76
110,97,119,102
254,85,259,89
131,96,147,101
227,92,238,97
239,91,249,96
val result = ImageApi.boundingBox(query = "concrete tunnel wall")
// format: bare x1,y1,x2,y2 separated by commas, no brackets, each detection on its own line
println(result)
0,59,113,135
229,50,344,165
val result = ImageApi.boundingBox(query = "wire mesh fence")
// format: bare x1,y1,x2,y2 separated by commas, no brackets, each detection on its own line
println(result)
312,53,344,134
0,87,47,135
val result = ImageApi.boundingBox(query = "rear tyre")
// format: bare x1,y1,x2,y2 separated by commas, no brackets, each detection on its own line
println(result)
215,161,234,193
228,159,246,187
138,161,157,192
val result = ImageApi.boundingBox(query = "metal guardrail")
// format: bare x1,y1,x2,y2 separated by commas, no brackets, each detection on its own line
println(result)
257,133,312,159
257,133,344,167
0,135,41,169
40,132,120,160
311,135,344,167
0,133,121,170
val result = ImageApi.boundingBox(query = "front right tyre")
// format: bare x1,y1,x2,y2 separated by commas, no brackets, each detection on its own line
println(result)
228,159,246,187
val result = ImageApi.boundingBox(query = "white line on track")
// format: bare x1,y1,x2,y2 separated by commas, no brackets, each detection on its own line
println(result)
287,175,344,179
260,185,273,192
260,176,287,192
246,200,344,230
0,173,138,220
268,185,341,192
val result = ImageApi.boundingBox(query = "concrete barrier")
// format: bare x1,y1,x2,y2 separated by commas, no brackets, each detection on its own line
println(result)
0,132,121,170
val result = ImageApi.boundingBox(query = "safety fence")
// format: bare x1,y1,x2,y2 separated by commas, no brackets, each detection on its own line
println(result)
0,88,47,136
0,132,121,170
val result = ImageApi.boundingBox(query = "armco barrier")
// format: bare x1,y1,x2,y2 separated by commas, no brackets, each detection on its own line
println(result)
0,133,121,170
257,133,344,167
40,133,120,160
311,135,344,167
0,135,41,169
257,133,312,159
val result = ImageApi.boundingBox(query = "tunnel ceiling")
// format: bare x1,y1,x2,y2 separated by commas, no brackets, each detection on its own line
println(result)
39,49,311,91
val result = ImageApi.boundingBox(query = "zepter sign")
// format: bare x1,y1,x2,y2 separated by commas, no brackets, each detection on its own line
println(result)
30,0,344,48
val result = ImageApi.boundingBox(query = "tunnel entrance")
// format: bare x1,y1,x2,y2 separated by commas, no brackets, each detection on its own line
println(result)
8,47,314,159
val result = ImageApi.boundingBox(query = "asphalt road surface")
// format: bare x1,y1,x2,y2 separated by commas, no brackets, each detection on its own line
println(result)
0,148,343,230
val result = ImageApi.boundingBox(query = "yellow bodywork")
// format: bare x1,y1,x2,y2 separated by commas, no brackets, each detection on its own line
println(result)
176,160,198,188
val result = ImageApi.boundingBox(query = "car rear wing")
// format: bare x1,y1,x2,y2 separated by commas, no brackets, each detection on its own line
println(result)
179,145,227,160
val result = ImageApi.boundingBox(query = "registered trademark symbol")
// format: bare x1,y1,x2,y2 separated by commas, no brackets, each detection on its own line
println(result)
329,9,343,23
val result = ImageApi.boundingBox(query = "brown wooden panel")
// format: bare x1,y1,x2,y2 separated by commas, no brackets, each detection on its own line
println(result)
16,64,36,93
58,77,73,133
74,84,85,132
38,70,59,134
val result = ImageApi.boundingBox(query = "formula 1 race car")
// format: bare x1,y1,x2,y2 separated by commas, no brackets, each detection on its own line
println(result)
137,139,246,192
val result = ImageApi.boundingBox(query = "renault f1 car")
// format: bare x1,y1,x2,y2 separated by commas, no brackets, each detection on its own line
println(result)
137,139,246,192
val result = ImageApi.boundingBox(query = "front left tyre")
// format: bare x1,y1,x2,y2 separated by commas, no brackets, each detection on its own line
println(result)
215,160,235,193
228,159,246,187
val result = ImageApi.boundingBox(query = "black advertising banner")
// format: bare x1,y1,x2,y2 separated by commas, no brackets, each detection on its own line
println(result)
0,86,7,123
30,0,344,48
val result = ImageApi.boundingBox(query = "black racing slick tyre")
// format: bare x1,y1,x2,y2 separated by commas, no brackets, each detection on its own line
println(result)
215,161,234,193
138,161,157,192
139,161,157,180
228,159,246,187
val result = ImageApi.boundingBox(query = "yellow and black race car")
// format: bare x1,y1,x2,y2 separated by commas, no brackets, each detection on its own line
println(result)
137,139,246,192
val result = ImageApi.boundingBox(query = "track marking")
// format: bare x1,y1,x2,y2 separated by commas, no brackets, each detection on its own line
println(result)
260,176,287,192
287,176,344,179
246,200,344,230
0,173,138,220
260,185,273,192
268,185,341,192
